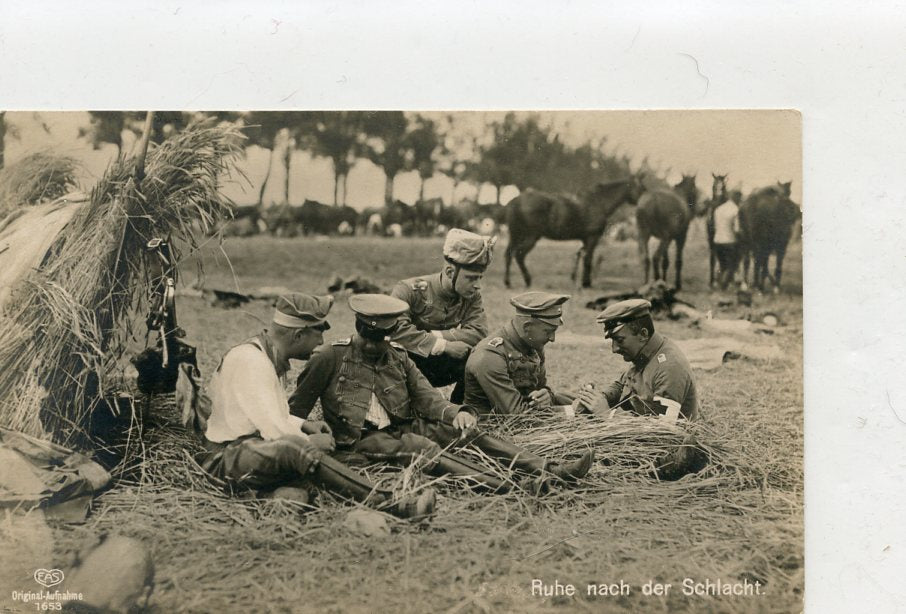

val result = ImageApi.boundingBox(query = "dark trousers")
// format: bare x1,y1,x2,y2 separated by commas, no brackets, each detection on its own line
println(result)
200,434,390,503
409,352,467,403
343,418,548,475
714,243,739,289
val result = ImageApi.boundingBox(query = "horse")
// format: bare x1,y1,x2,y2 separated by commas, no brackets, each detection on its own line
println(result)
738,185,801,293
635,174,699,290
504,175,645,288
705,173,729,287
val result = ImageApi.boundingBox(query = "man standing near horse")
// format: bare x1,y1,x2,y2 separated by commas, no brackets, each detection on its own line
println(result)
464,292,576,415
711,181,742,290
574,299,698,423
389,228,496,403
195,293,435,519
288,294,593,493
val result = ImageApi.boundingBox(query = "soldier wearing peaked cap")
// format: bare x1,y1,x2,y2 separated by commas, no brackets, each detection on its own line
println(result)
288,294,593,493
389,228,498,403
464,292,575,415
575,299,699,423
196,292,435,519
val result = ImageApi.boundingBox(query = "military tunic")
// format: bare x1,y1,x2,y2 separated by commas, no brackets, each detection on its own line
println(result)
390,274,488,357
601,332,699,420
288,336,463,448
464,322,551,415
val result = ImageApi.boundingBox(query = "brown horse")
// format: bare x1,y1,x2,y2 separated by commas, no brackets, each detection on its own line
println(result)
739,183,800,293
635,174,699,290
705,173,729,287
504,175,645,288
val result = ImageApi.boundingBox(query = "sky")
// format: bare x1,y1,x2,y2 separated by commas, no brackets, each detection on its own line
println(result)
3,110,801,210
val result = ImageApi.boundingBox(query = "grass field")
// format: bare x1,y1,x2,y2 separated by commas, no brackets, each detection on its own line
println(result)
50,219,803,613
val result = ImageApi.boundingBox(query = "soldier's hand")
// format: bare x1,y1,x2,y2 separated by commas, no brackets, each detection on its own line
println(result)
528,388,553,410
576,388,610,415
444,340,471,359
307,433,336,453
302,420,332,436
452,410,478,433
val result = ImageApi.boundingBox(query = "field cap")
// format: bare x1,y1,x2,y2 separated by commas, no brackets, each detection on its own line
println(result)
443,228,497,270
349,294,409,330
274,293,333,329
510,291,570,326
596,298,651,338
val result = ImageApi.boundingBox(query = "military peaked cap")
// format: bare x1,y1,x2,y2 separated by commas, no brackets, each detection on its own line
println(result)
596,298,652,337
273,293,333,329
348,294,409,329
510,291,570,325
443,228,497,269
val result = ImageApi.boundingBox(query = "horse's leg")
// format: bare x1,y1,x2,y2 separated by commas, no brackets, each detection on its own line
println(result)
637,232,650,285
707,215,716,288
773,240,789,294
754,247,769,293
653,239,669,283
570,246,585,283
504,241,514,288
674,232,687,291
515,237,539,287
581,235,601,288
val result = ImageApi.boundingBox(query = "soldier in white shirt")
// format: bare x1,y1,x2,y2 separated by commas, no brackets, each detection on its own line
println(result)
199,293,434,519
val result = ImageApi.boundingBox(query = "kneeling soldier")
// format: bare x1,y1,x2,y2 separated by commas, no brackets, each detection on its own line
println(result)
464,292,575,415
389,228,496,403
199,293,434,519
575,299,699,423
289,294,593,492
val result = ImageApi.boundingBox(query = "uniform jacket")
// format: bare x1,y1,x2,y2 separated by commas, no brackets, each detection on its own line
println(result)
463,322,550,415
288,336,463,447
390,273,488,357
602,332,699,420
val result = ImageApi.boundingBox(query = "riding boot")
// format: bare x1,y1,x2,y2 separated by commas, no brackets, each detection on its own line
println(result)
472,434,595,482
314,455,436,520
426,451,511,492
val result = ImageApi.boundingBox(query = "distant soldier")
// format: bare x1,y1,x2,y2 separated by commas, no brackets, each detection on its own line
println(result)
289,294,593,492
390,228,497,403
712,192,741,289
198,293,434,519
464,292,575,415
575,299,698,423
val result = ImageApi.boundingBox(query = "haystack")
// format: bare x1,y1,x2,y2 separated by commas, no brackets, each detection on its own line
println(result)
0,151,80,217
0,119,244,448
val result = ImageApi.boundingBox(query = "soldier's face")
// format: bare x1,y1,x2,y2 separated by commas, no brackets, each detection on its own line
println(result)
609,329,647,362
291,327,325,360
523,320,558,350
454,270,483,297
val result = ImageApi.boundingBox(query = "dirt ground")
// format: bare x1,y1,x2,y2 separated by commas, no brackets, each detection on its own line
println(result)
49,219,803,613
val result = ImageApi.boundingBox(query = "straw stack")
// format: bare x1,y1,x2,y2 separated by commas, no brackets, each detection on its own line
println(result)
0,120,244,447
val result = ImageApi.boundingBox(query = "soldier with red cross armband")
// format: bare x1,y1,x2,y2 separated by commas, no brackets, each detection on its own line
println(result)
575,299,699,423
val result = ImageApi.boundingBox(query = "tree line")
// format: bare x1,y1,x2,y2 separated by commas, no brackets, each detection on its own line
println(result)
0,111,644,208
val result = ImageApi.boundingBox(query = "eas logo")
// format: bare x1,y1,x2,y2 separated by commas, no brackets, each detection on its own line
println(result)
34,568,64,587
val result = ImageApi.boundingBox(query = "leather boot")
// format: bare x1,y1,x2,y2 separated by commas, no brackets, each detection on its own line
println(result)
471,433,548,474
315,455,436,520
427,451,511,492
548,450,595,482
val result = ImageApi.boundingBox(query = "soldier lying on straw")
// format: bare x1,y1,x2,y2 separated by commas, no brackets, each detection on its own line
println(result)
288,294,593,495
191,293,435,520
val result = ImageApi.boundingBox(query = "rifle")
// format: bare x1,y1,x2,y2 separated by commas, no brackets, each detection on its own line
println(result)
132,237,197,394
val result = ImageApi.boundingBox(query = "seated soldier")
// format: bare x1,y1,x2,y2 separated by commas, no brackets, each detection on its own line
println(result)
288,294,593,493
198,293,434,519
464,292,575,415
575,299,699,423
389,228,496,403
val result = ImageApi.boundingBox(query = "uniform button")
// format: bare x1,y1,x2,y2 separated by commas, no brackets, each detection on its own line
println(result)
338,376,346,382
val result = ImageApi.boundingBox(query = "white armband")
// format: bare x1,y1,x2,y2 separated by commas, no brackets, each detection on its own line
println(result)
654,396,682,424
431,330,444,339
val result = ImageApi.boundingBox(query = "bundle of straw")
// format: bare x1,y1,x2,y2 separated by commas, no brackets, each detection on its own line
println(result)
0,119,244,447
0,152,80,217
